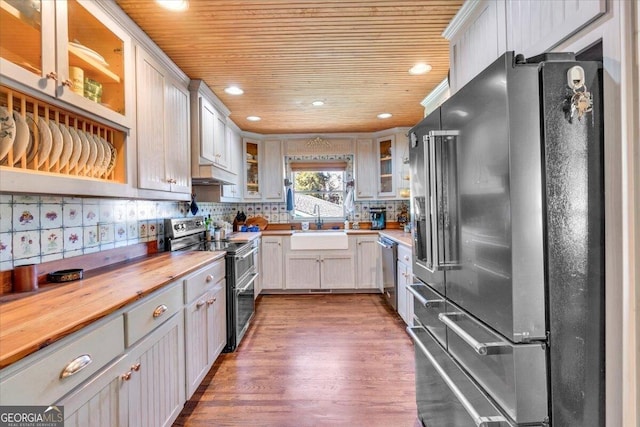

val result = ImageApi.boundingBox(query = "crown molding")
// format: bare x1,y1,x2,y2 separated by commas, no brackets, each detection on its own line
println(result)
442,0,487,40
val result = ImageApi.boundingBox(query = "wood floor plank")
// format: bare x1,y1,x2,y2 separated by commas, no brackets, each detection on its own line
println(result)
174,294,419,427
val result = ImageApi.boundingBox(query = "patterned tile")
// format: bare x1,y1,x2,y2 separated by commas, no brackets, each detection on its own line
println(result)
41,228,63,255
83,204,99,226
127,222,138,240
63,204,83,227
40,204,63,229
0,232,12,263
138,220,148,240
99,223,114,244
0,203,12,233
84,226,99,247
13,204,39,231
63,227,83,252
13,230,39,259
114,223,127,242
99,200,114,223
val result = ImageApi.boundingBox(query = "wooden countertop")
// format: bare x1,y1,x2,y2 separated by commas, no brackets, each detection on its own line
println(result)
0,250,225,369
259,229,380,236
379,230,413,247
227,232,262,241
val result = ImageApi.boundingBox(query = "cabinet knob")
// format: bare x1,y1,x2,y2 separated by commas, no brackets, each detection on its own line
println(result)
207,298,215,305
152,304,168,318
121,372,132,381
196,300,206,309
62,79,73,88
46,71,58,81
206,274,214,282
404,256,410,261
131,363,141,372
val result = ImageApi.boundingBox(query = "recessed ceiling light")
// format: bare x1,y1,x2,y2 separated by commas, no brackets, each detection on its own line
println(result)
225,86,244,95
311,100,325,106
156,0,189,12
247,116,261,121
409,62,432,75
377,113,392,119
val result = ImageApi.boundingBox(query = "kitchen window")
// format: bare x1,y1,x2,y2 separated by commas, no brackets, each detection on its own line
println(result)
290,161,346,219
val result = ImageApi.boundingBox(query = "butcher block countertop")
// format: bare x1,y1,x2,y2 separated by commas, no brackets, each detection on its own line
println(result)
379,230,413,247
0,250,225,369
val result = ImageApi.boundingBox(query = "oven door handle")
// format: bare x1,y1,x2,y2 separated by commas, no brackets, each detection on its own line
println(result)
235,247,258,260
406,327,508,427
236,273,258,293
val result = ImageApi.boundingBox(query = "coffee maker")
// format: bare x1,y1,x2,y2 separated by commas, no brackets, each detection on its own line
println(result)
370,207,386,230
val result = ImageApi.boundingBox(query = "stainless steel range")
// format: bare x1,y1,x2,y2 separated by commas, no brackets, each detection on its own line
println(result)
165,217,258,352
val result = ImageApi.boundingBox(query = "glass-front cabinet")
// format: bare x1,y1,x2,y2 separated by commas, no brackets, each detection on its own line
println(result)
0,0,131,127
377,135,395,196
243,138,261,199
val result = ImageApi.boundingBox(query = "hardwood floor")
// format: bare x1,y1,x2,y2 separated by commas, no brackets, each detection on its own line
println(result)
174,293,419,427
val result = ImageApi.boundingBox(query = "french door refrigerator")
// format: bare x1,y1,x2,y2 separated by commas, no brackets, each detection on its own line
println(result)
407,51,604,426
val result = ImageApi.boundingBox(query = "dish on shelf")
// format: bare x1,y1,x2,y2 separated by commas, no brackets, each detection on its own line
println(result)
69,41,109,67
0,106,16,162
25,113,53,168
105,140,117,176
98,136,111,177
66,127,83,171
56,123,73,170
91,134,105,176
8,111,29,166
84,131,98,174
76,130,91,173
47,121,63,167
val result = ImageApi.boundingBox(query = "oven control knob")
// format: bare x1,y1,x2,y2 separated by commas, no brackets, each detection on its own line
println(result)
195,220,202,227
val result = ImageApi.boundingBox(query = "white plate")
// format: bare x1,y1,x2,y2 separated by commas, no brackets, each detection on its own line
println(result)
0,106,16,162
10,111,29,166
97,136,111,177
69,41,109,67
76,130,91,173
67,127,83,170
25,114,53,168
56,123,73,170
105,140,117,176
47,121,63,167
84,131,98,174
90,134,105,176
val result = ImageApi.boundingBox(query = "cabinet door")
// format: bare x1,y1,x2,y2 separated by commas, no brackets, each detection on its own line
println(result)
321,254,355,289
165,79,191,193
184,294,209,399
243,139,261,199
377,136,395,197
208,283,227,361
397,261,408,323
127,314,185,427
355,139,376,199
356,237,380,289
286,254,320,289
262,140,284,201
261,237,283,289
0,0,56,95
61,356,129,427
199,97,216,163
213,113,229,170
136,47,169,192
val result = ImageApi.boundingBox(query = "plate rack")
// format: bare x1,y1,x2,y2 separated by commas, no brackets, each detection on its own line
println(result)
0,85,124,183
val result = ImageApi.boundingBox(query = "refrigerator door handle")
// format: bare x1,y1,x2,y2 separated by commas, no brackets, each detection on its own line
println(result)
438,312,510,356
427,130,460,272
407,283,444,308
406,327,509,427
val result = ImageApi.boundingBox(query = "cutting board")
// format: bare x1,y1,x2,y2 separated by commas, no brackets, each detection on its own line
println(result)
245,216,269,230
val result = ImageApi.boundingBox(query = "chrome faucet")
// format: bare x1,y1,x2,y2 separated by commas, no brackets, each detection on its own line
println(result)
313,204,323,230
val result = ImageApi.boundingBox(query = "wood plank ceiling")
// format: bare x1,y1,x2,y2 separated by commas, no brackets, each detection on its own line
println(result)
115,0,463,134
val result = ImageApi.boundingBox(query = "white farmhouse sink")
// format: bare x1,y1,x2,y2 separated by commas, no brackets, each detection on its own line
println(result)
290,231,348,250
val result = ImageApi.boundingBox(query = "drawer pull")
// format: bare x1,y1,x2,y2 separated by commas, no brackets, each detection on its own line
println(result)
438,312,509,356
206,274,214,283
196,300,206,309
404,255,410,261
152,304,168,318
131,363,141,372
207,297,215,305
60,354,92,379
121,372,132,381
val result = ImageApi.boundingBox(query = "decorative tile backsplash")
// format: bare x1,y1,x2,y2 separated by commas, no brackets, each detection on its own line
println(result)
0,193,409,271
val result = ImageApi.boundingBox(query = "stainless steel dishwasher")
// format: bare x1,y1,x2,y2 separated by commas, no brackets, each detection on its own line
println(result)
378,236,398,310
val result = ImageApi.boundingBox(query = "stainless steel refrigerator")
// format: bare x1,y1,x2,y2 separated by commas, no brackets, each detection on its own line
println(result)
407,51,604,426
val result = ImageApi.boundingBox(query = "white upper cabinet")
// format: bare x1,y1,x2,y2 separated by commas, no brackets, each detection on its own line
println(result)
221,125,243,201
355,138,376,200
189,79,236,184
262,140,284,201
376,135,395,197
0,0,133,127
136,46,190,194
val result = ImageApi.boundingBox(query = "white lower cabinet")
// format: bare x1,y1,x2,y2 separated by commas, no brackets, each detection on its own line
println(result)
61,312,185,427
355,236,380,289
183,259,227,399
261,237,284,290
285,252,355,290
397,244,414,326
